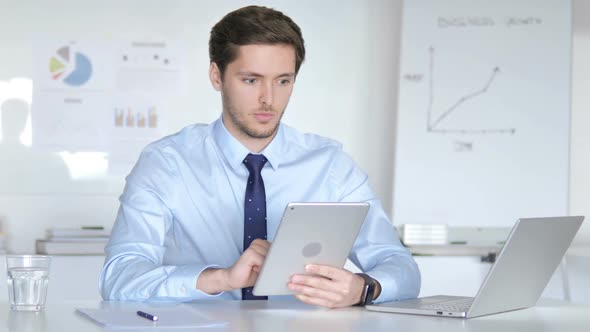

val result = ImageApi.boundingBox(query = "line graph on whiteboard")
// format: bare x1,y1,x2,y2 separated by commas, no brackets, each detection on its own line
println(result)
425,46,517,136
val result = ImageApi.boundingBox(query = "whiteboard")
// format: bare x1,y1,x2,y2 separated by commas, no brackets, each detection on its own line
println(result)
393,0,571,226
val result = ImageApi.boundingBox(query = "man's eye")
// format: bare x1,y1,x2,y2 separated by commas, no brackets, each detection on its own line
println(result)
278,79,291,85
243,78,257,84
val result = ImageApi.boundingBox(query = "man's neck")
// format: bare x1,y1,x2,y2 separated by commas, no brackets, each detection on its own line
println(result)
221,116,277,153
240,136,273,154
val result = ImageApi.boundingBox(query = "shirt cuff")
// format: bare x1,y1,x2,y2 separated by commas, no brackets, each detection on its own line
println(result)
365,269,397,304
166,264,225,300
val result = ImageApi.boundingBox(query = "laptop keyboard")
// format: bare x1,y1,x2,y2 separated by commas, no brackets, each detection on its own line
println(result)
420,298,474,312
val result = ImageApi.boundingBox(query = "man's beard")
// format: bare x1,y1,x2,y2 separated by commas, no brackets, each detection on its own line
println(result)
222,91,284,139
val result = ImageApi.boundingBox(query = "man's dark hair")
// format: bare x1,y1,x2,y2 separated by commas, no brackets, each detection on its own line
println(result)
209,6,305,78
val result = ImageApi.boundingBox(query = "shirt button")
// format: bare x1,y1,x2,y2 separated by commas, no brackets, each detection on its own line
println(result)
180,286,187,294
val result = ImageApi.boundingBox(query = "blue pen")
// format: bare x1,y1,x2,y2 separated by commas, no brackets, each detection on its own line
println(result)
137,310,159,321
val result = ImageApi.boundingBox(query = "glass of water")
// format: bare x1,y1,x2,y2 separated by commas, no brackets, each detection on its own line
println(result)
6,255,52,311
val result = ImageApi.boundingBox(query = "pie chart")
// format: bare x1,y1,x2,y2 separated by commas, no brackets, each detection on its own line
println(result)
49,46,93,86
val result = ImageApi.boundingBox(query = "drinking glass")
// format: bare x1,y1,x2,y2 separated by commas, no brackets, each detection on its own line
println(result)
6,255,52,311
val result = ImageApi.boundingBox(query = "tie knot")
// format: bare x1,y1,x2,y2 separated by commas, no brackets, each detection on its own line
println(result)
243,153,267,174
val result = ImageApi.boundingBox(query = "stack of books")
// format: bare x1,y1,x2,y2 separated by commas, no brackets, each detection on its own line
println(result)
36,227,111,255
399,224,448,246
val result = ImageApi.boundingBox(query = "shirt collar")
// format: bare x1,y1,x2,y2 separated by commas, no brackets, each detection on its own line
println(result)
212,117,284,172
259,124,284,171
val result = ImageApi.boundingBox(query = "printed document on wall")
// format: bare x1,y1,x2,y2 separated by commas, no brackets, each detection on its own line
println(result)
32,38,115,150
32,37,187,175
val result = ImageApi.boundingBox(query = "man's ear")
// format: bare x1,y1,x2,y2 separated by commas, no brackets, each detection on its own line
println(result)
209,62,222,91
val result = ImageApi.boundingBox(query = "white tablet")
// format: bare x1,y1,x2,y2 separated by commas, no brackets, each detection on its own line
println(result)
252,202,370,296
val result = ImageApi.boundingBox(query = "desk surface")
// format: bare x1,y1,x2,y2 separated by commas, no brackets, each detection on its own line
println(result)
0,300,588,332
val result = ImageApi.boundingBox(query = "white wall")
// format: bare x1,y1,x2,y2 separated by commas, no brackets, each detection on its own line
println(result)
365,0,402,214
570,0,590,245
0,0,401,253
0,0,589,254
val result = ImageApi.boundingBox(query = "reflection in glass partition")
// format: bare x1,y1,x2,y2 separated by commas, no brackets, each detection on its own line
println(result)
0,78,109,186
0,78,32,145
58,152,108,179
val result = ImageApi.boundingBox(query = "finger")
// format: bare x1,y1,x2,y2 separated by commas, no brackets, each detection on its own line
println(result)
290,274,342,294
294,293,339,309
305,264,347,281
247,245,269,259
250,239,271,249
244,245,268,257
234,250,265,275
246,270,260,286
248,241,271,255
243,250,265,267
288,282,343,304
229,252,265,288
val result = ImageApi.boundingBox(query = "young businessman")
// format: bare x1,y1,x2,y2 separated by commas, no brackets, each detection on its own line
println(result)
99,5,420,308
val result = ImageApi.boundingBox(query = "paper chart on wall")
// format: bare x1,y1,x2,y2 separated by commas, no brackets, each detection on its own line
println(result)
32,37,187,175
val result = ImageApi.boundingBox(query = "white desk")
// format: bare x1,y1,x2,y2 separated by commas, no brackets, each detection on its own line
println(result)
0,300,588,332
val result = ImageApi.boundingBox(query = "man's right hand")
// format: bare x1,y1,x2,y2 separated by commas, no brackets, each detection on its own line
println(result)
196,239,270,294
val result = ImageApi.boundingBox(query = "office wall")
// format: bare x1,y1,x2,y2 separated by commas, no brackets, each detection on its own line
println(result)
0,0,589,254
570,0,590,245
0,0,400,253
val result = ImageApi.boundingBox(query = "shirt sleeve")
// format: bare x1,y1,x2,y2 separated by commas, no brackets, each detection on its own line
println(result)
329,150,421,303
98,146,224,301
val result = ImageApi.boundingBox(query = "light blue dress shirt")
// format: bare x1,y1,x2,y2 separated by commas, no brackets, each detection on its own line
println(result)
99,118,420,302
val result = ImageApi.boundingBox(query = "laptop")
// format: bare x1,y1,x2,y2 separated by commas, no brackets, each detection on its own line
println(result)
366,216,584,318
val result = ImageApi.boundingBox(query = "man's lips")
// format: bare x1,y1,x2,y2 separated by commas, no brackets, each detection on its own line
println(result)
254,112,275,121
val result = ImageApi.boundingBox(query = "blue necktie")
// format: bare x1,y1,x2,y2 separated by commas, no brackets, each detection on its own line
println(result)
242,153,268,300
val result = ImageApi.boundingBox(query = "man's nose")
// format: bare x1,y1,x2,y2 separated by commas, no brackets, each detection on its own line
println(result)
259,82,273,107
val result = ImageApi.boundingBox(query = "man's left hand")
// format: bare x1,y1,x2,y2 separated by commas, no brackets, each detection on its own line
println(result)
288,264,365,308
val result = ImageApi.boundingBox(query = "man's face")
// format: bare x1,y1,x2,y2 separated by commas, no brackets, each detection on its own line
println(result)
211,44,296,145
